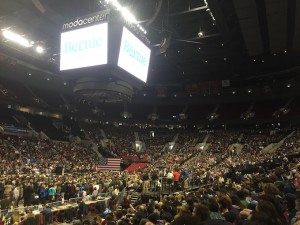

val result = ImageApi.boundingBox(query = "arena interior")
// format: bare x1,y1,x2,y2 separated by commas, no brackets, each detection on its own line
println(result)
0,0,300,225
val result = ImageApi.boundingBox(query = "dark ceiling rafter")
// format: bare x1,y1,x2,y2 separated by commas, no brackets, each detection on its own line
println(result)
138,3,208,23
14,0,63,28
255,0,270,54
145,0,163,26
210,0,245,49
169,5,207,17
286,0,296,51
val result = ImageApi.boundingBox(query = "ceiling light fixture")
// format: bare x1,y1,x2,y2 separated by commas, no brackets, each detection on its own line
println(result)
36,45,44,54
2,29,33,48
204,0,216,22
121,7,138,23
106,0,122,10
105,0,147,34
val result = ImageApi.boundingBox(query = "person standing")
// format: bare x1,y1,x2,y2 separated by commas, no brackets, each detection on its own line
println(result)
38,184,48,204
173,168,181,191
4,181,13,201
23,183,34,206
48,184,56,201
13,185,20,207
167,170,173,191
0,180,4,200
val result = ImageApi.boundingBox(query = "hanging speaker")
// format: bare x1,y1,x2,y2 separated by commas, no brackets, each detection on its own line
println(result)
159,35,171,54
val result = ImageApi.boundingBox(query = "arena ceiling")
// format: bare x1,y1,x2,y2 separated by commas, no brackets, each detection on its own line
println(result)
0,0,300,88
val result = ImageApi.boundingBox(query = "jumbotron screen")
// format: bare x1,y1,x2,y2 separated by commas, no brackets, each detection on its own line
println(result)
118,27,151,83
60,23,108,71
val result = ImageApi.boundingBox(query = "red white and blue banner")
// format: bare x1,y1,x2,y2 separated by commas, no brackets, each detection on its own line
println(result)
99,156,121,171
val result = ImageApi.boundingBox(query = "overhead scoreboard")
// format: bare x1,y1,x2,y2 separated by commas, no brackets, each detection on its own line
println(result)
60,10,151,85
118,27,151,83
60,23,108,70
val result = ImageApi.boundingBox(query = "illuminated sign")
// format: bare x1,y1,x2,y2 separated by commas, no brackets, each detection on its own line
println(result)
118,27,151,83
60,23,108,71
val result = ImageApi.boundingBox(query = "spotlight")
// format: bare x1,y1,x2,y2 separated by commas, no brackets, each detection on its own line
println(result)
232,91,236,95
286,84,291,88
248,89,252,93
2,29,33,48
46,78,50,81
36,45,44,54
198,31,204,37
105,0,148,34
121,7,138,24
107,0,122,10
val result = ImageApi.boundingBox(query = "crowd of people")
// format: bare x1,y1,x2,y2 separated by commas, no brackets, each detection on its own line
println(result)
0,125,300,225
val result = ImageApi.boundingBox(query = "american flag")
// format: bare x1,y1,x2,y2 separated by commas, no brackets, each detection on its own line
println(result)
99,156,121,171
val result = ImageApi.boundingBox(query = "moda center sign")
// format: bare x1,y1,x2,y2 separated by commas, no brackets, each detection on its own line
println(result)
62,10,110,31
